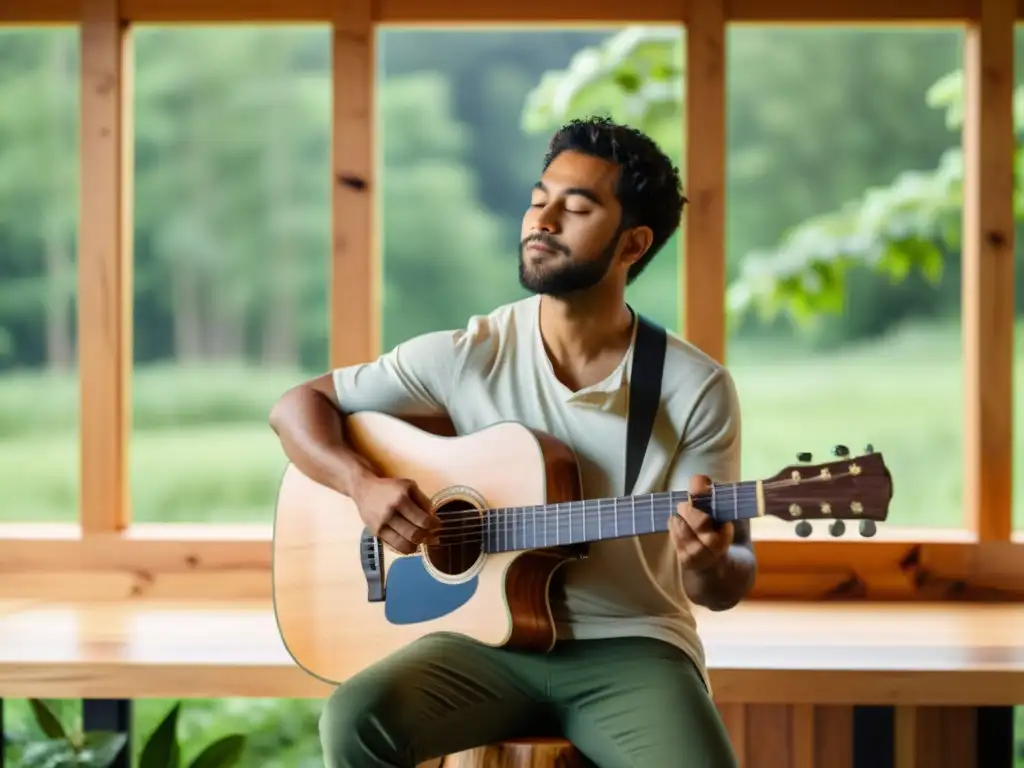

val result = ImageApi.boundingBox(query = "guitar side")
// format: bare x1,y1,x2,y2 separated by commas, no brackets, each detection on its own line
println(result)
271,412,583,685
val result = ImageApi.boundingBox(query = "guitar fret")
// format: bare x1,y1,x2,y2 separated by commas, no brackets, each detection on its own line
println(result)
487,480,764,554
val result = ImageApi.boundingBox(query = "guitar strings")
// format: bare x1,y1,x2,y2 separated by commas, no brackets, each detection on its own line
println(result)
365,470,871,550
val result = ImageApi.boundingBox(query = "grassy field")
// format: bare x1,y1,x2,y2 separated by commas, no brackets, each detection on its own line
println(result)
1,320,1023,531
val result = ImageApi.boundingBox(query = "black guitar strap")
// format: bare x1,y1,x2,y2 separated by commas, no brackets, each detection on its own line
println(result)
559,310,666,561
624,311,667,496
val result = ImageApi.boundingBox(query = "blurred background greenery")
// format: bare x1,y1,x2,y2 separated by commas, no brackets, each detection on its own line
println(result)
1,22,1023,766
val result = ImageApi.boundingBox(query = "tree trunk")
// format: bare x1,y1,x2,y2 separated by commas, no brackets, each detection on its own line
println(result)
260,56,299,367
172,255,204,362
43,33,74,371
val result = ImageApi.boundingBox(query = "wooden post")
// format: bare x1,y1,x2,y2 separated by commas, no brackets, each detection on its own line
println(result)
684,0,727,362
960,0,1015,541
330,0,378,368
79,0,132,533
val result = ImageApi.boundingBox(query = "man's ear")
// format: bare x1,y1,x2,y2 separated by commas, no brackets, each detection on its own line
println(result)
619,225,654,270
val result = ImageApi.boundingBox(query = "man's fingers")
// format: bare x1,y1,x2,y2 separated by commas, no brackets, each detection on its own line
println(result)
379,524,416,555
397,498,440,539
402,484,441,531
688,473,712,496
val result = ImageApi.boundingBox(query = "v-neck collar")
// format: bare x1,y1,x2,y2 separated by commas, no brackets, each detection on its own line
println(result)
530,295,639,403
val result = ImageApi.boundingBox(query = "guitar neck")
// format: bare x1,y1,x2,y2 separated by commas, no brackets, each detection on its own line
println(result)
484,480,763,554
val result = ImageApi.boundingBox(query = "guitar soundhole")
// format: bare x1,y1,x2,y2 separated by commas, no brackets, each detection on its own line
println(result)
423,498,484,577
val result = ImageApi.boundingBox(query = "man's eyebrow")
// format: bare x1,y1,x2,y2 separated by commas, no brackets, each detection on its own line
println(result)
532,181,603,206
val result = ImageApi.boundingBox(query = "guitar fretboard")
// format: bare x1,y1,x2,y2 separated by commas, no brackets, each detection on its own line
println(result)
481,482,761,553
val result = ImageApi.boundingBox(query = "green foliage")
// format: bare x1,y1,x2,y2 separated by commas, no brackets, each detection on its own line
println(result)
521,26,684,165
138,702,246,768
5,331,1024,529
520,25,1022,332
4,700,247,768
724,67,1024,330
379,71,512,349
5,699,126,768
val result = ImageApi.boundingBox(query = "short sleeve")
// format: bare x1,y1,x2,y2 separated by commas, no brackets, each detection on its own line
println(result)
666,368,742,488
331,329,463,418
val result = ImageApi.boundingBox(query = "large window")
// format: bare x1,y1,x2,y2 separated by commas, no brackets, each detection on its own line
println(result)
129,25,331,525
725,26,966,535
0,0,1018,592
0,27,80,524
0,4,1020,766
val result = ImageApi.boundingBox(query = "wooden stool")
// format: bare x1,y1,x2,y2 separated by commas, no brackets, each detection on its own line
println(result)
437,737,584,768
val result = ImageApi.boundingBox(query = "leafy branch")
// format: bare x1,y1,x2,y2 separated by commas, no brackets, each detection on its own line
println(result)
520,29,1024,328
726,70,1024,327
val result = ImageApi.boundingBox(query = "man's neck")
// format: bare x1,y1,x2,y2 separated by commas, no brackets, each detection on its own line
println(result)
538,290,634,391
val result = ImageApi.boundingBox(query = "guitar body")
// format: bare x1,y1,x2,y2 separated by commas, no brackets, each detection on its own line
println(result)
272,411,584,685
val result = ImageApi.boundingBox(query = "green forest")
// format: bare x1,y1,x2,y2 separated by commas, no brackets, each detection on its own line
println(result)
3,25,1024,536
3,20,1024,768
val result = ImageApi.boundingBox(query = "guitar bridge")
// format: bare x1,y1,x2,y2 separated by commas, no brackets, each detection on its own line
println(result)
359,527,385,602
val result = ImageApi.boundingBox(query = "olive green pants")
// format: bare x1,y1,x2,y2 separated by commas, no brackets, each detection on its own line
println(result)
318,633,738,768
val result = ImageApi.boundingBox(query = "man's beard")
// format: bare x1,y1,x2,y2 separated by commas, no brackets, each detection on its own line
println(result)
518,233,619,297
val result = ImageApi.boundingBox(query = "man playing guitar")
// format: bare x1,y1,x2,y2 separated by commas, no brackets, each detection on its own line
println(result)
270,116,755,768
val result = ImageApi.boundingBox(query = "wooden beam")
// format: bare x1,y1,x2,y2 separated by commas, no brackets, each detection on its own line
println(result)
750,539,1024,600
0,524,269,600
961,0,1015,542
330,0,377,367
2,527,1024,601
0,0,78,22
684,0,726,362
728,0,972,22
3,0,1005,24
375,0,690,23
79,0,131,534
119,0,335,21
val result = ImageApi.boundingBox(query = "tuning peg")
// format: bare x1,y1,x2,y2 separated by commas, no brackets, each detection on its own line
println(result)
832,444,850,458
859,520,877,538
864,443,875,454
795,520,813,538
797,452,813,463
828,520,846,537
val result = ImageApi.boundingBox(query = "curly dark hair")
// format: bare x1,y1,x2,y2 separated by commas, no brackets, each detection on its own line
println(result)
542,116,687,284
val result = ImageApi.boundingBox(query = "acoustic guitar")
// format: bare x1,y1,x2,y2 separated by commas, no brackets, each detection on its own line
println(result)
272,411,893,682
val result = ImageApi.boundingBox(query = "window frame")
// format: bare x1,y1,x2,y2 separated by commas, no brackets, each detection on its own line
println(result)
0,0,1019,603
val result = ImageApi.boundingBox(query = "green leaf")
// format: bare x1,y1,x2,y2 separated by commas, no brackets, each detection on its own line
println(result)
186,734,247,768
925,69,964,131
30,699,68,740
18,737,76,768
140,702,181,768
520,25,683,148
78,732,129,768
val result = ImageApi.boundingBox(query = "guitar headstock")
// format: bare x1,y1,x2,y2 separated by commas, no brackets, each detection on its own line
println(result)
762,445,893,538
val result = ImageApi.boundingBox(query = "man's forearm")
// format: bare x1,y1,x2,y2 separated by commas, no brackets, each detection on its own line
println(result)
269,383,376,497
682,543,757,611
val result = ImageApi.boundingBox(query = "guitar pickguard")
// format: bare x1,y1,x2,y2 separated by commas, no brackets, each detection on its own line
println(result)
359,527,479,623
384,557,478,625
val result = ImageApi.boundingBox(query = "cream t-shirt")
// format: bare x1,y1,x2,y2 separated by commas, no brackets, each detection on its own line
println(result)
332,294,742,693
